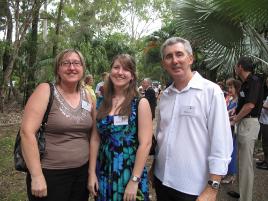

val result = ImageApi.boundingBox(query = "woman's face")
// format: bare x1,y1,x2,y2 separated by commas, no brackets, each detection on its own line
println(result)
110,60,133,89
227,85,236,97
58,52,84,84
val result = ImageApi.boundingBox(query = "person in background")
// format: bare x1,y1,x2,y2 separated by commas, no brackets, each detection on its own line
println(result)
150,37,233,201
230,56,263,201
217,81,228,98
221,78,241,184
142,78,157,119
20,49,96,201
95,72,109,108
88,54,153,201
84,74,96,102
256,76,268,170
95,72,109,98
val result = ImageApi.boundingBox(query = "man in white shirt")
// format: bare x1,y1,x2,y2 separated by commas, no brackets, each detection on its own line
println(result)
95,72,109,98
151,37,233,201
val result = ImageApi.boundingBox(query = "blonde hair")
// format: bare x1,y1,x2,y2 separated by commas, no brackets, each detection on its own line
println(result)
54,49,86,90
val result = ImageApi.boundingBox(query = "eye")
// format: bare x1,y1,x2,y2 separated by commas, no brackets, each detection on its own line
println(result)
73,61,81,66
62,61,70,66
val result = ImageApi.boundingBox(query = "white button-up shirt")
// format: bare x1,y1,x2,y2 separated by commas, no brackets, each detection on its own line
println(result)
154,72,233,195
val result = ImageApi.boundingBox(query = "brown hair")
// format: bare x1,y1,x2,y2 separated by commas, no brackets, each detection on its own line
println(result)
97,54,139,120
84,74,93,85
54,49,86,90
226,78,242,95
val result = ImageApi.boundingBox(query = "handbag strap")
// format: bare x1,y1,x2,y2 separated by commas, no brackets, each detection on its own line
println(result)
41,83,54,125
136,97,141,128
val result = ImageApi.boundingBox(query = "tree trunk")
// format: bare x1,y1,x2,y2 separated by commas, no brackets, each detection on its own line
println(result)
52,0,64,57
0,1,37,112
2,1,12,75
25,0,42,102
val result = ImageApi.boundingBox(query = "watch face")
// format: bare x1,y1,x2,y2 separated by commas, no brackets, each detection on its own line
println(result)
132,176,140,182
208,180,220,189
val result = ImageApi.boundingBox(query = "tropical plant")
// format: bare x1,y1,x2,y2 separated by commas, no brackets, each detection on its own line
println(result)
172,0,268,76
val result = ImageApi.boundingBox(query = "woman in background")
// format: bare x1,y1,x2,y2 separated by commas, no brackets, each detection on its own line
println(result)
222,78,241,184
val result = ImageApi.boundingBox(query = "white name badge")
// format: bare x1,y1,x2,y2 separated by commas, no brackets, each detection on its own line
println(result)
180,105,195,116
82,100,91,112
240,91,245,98
114,116,129,126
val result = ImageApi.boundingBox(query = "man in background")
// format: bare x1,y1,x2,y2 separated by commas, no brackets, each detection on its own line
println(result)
231,56,263,201
142,78,157,119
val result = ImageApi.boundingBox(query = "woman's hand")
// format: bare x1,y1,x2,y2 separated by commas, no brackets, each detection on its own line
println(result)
123,180,139,201
31,174,47,197
88,173,99,197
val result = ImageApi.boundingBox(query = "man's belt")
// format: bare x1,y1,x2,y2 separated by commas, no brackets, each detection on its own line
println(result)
244,114,258,118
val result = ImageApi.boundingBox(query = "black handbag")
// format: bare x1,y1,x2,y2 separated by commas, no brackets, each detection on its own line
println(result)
14,83,54,172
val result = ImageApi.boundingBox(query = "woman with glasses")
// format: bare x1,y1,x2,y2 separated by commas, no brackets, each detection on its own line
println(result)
20,49,96,201
88,54,153,201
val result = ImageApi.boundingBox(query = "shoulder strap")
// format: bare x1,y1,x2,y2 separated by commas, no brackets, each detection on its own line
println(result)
41,83,54,125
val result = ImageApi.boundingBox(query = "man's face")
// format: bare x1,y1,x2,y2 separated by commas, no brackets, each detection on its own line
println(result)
161,43,193,80
142,80,149,89
234,64,241,76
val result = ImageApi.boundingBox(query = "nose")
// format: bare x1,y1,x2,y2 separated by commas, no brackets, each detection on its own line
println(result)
171,55,179,64
118,67,124,74
68,63,76,70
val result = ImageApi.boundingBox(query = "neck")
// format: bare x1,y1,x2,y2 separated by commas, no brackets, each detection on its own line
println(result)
240,71,251,82
58,82,78,93
113,89,125,99
174,71,193,91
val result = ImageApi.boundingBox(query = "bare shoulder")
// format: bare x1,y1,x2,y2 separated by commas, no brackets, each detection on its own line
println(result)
25,83,51,108
138,97,150,109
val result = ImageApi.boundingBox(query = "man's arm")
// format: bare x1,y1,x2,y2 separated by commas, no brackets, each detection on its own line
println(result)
231,102,255,124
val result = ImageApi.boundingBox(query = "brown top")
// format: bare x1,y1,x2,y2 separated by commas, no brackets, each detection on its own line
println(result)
41,85,93,169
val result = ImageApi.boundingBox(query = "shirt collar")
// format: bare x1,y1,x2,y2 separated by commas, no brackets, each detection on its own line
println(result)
164,72,204,94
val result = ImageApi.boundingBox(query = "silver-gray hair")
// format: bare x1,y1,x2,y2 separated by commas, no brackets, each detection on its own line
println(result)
160,37,193,60
143,78,152,85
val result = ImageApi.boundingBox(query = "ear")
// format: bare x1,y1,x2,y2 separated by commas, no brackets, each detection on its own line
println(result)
188,54,194,65
161,60,167,70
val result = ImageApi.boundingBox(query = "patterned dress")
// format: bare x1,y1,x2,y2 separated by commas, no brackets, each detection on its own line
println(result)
96,98,149,201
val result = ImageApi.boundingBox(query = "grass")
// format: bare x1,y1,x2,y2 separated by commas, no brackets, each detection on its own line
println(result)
0,125,27,201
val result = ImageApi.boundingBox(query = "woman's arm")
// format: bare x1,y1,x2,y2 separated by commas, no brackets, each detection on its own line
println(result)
124,98,153,201
88,103,100,197
20,83,50,197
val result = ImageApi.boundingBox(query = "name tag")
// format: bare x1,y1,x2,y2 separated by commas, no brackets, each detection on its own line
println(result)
114,116,129,126
82,100,91,112
240,91,245,98
180,105,196,116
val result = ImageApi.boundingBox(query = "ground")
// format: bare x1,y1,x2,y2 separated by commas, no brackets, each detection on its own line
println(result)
0,113,268,201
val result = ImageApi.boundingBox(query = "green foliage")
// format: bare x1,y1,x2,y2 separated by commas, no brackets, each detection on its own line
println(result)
172,0,268,75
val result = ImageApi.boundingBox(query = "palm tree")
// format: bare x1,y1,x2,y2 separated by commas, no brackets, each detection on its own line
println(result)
172,0,268,76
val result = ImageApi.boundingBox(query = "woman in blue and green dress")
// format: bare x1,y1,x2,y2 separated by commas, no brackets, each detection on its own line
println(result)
89,54,153,201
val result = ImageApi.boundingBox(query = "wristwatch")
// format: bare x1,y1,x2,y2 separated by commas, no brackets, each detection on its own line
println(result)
131,175,141,183
208,180,220,190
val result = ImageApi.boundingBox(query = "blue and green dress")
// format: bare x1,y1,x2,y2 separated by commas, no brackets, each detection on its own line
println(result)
96,98,149,201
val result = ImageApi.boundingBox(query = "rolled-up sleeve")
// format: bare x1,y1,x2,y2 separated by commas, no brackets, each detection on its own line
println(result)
207,91,233,175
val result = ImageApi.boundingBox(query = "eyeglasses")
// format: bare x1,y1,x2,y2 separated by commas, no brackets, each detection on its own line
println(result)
61,60,82,67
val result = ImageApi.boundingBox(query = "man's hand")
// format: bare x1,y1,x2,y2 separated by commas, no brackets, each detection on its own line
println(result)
196,186,218,201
